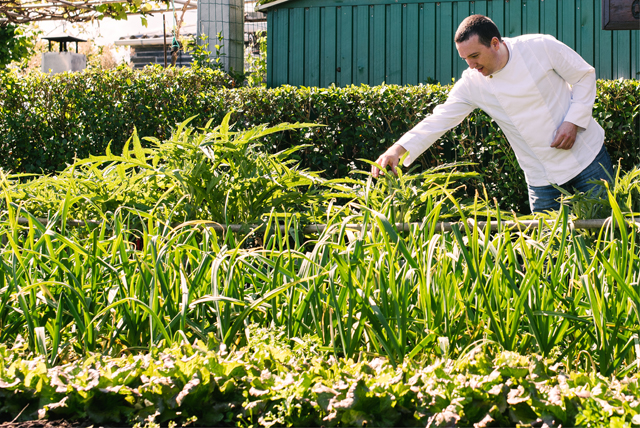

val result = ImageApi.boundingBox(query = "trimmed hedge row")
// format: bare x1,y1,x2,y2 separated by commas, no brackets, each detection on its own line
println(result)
1,67,637,212
0,66,235,176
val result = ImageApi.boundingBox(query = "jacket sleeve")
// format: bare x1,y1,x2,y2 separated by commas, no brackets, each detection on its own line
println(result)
543,35,597,129
396,78,475,166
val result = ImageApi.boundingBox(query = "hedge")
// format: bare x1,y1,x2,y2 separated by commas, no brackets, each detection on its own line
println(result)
0,66,235,176
1,66,637,212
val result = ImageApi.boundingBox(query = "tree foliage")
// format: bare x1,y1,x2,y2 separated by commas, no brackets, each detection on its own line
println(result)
0,23,33,68
0,0,176,26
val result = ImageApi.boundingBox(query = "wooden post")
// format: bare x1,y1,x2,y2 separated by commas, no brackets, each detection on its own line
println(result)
163,14,168,68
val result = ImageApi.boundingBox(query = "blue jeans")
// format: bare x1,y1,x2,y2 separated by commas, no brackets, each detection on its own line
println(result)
528,145,614,213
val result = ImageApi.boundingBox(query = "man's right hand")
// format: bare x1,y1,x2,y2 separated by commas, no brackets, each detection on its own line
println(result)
371,144,408,178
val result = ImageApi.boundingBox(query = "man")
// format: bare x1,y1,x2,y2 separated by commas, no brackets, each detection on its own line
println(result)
372,14,614,213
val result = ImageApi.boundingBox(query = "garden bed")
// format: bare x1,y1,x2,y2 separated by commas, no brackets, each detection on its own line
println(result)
0,112,638,427
2,334,640,427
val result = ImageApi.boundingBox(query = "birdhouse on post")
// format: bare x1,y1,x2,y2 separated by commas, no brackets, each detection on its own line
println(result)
602,0,640,30
41,34,87,74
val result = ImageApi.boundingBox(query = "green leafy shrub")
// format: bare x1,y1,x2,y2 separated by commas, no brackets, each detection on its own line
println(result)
0,70,637,213
8,114,329,224
593,79,640,171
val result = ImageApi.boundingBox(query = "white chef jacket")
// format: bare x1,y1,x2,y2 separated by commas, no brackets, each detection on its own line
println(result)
396,34,605,187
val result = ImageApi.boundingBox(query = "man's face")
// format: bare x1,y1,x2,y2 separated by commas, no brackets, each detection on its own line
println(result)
456,34,502,76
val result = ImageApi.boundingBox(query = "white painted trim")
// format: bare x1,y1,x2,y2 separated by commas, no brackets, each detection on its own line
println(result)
255,0,290,12
114,37,166,46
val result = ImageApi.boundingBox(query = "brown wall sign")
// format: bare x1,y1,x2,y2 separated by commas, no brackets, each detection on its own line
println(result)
602,0,640,30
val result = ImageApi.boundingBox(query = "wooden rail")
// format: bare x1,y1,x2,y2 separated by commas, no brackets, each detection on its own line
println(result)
298,218,637,233
10,216,639,234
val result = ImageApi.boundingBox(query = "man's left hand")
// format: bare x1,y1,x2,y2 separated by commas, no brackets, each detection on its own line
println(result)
550,122,578,150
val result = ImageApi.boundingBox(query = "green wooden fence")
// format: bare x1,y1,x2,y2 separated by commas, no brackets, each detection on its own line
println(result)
263,0,640,87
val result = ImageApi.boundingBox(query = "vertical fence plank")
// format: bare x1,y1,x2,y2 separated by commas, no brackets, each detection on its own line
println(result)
594,0,601,75
404,3,419,85
275,9,289,86
506,0,522,37
575,0,581,54
340,6,353,86
524,0,540,34
633,26,640,80
452,1,470,79
267,11,274,87
474,0,488,16
615,31,631,79
306,7,320,87
355,5,369,85
578,0,594,66
336,7,342,85
613,31,619,79
373,4,386,83
598,12,613,79
387,3,402,84
489,0,505,36
561,0,575,49
422,2,437,83
289,8,305,86
451,2,470,35
438,1,454,84
320,7,325,84
322,7,337,86
418,3,424,84
541,0,556,37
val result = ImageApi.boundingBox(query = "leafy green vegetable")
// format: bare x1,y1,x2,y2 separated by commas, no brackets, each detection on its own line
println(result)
1,328,639,427
5,114,335,225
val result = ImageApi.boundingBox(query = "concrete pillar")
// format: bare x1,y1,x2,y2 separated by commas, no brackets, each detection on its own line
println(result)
41,52,86,74
197,0,244,73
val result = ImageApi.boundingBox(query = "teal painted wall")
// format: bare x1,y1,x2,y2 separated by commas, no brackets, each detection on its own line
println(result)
265,0,640,87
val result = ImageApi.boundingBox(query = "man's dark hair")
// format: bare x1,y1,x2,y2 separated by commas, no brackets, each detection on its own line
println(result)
455,15,502,47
